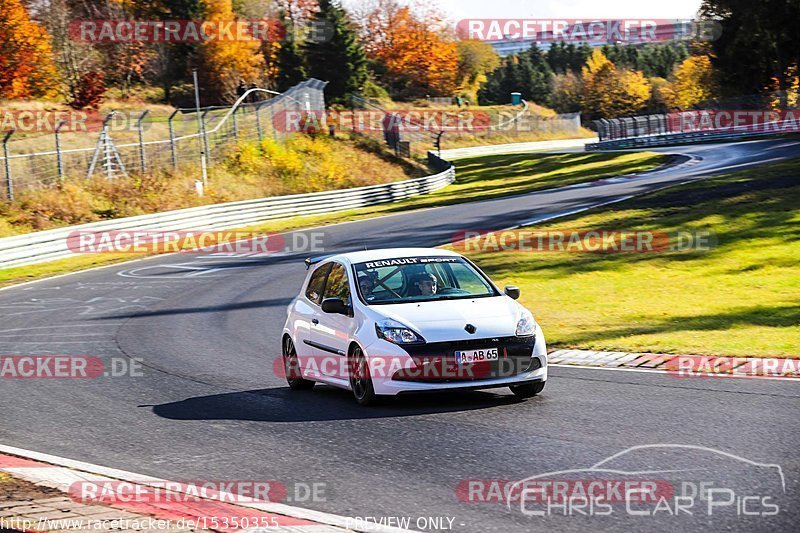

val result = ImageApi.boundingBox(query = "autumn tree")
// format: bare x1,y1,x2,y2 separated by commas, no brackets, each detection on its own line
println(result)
0,0,59,99
551,72,583,113
456,40,499,102
360,1,458,99
582,49,651,119
274,0,319,29
304,0,367,102
661,55,718,109
198,0,266,103
39,0,101,103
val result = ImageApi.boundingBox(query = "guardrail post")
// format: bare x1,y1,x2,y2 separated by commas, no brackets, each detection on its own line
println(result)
2,129,14,202
137,110,150,174
168,109,180,170
55,120,66,181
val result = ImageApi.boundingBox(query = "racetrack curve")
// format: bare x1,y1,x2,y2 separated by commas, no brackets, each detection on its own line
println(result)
1,138,799,532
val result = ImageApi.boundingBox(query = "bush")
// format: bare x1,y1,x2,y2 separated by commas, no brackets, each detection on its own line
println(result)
69,71,106,110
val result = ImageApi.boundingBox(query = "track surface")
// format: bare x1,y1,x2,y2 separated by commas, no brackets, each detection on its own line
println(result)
1,138,799,532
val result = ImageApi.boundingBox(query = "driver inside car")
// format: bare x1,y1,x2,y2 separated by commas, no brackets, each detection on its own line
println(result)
358,271,378,300
410,272,438,296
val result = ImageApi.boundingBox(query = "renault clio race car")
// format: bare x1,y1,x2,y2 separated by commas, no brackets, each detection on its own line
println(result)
281,248,547,405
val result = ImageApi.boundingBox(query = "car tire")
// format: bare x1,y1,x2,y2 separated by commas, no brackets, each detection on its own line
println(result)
283,337,314,390
349,345,378,406
510,381,545,398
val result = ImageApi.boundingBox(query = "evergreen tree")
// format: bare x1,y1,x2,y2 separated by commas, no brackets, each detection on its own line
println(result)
275,15,307,91
524,43,553,104
304,0,367,103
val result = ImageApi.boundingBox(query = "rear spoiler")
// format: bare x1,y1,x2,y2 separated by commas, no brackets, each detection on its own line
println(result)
304,255,334,270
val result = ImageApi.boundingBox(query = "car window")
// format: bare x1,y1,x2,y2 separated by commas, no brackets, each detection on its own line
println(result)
451,261,492,293
354,256,497,304
323,263,350,301
305,263,332,305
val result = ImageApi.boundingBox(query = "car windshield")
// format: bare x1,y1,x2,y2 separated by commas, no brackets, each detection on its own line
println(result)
353,256,497,304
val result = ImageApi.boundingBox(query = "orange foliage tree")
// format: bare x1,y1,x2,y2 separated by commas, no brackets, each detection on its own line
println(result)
0,0,59,99
199,0,266,103
582,49,651,119
361,1,458,98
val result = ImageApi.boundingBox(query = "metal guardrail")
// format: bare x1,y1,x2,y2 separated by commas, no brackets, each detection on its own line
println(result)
0,163,455,269
589,114,796,150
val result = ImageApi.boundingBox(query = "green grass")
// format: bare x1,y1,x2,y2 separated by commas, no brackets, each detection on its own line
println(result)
0,151,668,288
455,158,800,358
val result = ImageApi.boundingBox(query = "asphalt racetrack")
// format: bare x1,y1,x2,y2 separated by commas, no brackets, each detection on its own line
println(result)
1,138,799,532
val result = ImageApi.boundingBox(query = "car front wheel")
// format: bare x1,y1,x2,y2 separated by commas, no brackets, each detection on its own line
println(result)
349,345,378,406
510,381,545,398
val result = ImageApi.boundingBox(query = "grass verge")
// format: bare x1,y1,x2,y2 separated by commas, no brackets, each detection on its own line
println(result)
455,158,800,357
0,151,668,289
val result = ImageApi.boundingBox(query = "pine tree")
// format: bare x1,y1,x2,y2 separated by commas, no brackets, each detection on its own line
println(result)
304,0,367,103
275,15,307,91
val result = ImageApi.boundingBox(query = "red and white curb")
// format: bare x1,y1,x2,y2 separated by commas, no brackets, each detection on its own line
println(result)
548,349,800,381
0,444,417,533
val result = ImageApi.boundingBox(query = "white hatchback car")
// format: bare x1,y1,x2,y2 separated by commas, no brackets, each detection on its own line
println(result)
281,248,547,405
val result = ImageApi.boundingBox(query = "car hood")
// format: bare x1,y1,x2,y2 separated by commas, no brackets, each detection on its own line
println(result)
373,296,524,342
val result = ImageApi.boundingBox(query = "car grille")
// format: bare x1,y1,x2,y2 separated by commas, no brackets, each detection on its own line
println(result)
393,336,539,383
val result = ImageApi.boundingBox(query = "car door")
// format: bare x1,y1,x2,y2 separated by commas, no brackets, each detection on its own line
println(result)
293,262,332,371
311,262,357,384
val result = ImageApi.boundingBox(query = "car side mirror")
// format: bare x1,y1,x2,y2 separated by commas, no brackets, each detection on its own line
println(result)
504,286,520,300
321,298,349,315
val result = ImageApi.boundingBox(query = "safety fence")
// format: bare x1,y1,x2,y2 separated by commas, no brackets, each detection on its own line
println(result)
347,95,581,157
0,79,327,200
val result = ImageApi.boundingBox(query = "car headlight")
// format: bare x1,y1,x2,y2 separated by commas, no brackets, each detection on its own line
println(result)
375,319,425,344
516,309,537,337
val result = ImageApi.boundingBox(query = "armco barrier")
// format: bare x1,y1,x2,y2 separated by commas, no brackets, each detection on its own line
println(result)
0,162,455,269
587,119,795,150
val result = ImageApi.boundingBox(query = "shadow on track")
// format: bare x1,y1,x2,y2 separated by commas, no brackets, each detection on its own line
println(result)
149,385,533,422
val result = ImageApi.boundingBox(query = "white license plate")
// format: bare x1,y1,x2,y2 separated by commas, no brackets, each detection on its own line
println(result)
455,348,499,364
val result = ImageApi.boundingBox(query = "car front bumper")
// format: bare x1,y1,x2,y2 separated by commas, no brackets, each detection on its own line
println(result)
363,331,548,396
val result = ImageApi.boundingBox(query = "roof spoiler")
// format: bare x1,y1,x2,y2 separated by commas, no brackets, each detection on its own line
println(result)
304,254,334,270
